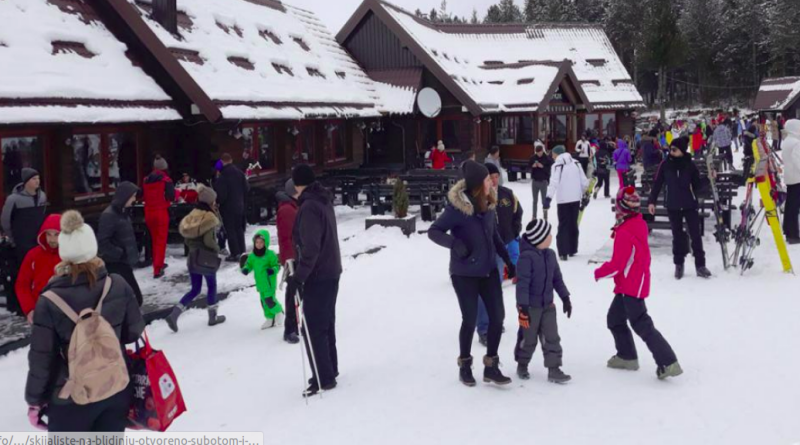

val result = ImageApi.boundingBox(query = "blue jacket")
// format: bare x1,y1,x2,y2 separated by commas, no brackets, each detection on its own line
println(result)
429,180,510,277
515,240,570,307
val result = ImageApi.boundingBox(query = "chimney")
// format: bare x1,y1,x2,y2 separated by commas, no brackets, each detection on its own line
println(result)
152,0,177,34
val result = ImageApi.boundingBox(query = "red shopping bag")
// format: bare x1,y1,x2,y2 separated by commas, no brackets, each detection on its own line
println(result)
127,331,186,431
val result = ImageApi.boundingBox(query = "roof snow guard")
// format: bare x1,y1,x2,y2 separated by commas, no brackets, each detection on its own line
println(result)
0,0,180,124
338,0,645,114
128,0,380,120
753,77,800,112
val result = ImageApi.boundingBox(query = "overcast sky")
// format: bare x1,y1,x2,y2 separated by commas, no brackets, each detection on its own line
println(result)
289,0,509,34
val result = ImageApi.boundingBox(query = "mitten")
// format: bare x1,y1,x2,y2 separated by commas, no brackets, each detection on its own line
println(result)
267,268,275,276
562,297,573,319
518,305,530,329
238,254,248,270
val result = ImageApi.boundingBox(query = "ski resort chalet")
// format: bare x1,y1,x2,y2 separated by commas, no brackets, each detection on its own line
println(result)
0,0,644,214
753,77,800,119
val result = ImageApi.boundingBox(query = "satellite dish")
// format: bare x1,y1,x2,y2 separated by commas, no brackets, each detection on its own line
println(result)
417,88,442,118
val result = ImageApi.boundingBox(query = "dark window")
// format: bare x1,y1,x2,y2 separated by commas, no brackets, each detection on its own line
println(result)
0,135,44,198
325,123,346,163
520,116,534,144
71,131,136,197
294,125,315,165
71,134,102,195
442,119,471,151
241,126,276,174
603,113,617,138
108,133,136,189
554,115,567,140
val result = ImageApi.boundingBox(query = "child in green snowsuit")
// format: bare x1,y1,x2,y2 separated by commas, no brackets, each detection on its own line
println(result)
241,229,283,329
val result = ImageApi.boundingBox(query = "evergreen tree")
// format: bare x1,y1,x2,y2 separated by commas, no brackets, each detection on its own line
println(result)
525,0,578,22
485,4,503,23
639,0,685,118
471,8,480,24
429,8,438,22
498,0,524,22
414,8,423,18
575,0,605,22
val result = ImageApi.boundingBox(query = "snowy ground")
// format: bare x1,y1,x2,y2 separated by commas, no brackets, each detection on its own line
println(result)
1,154,799,444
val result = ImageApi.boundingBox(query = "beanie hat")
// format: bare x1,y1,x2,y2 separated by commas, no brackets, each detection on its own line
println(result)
22,168,40,186
552,145,566,156
670,136,690,154
461,160,489,191
214,160,224,172
524,219,552,247
197,184,217,206
292,164,316,187
437,141,446,151
485,162,500,176
615,186,641,219
284,179,297,197
154,156,168,171
58,210,98,264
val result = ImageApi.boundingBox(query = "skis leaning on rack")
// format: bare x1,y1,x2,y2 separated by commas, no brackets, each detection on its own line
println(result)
705,144,731,270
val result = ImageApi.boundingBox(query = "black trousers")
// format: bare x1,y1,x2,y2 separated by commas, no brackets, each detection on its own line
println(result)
578,158,589,175
47,387,131,432
719,145,733,170
667,209,706,268
222,212,246,257
451,269,505,358
595,171,611,198
301,278,340,387
556,202,581,257
785,183,800,240
284,279,299,336
105,262,143,307
607,294,677,367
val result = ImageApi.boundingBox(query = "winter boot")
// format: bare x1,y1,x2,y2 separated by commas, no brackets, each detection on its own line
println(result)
607,355,640,371
482,355,512,385
516,363,530,380
458,356,476,387
657,361,683,380
275,312,285,327
548,367,572,384
166,305,185,333
208,305,226,326
696,266,712,278
478,333,488,347
559,255,569,261
787,238,800,245
674,264,684,280
261,319,275,330
303,379,337,398
284,332,300,344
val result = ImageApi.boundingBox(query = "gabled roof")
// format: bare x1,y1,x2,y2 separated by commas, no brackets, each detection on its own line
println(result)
0,0,180,124
127,0,380,120
753,77,800,112
338,0,644,114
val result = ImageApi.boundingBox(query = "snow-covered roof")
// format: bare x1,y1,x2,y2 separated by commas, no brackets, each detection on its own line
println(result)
753,77,800,112
343,0,644,114
128,0,380,120
0,0,180,124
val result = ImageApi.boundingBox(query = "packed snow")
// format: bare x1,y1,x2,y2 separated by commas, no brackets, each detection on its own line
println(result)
0,154,798,444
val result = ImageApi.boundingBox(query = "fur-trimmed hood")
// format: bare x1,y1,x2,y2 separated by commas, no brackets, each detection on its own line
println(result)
179,208,219,240
447,180,497,216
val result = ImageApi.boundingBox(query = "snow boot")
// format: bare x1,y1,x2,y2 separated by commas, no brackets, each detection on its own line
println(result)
657,362,683,380
208,305,226,326
275,312,285,327
458,356,476,387
261,319,275,330
559,255,568,261
674,264,684,280
607,355,640,371
548,367,572,384
516,363,530,380
787,238,800,245
284,332,300,344
482,355,512,385
303,379,337,398
478,333,488,347
696,266,712,278
166,305,185,333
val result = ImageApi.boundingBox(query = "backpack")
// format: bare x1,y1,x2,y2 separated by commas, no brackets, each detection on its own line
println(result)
42,277,130,405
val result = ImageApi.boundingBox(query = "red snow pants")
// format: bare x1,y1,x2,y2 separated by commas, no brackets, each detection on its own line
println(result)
145,209,170,276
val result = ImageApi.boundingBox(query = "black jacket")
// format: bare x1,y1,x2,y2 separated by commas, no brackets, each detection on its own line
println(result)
97,182,139,266
528,153,553,182
215,164,250,217
293,182,342,284
496,186,523,244
25,268,144,406
595,146,612,174
641,136,663,170
649,156,704,211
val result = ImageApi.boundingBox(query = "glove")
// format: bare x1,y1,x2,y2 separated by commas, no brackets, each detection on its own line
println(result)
267,268,275,276
240,269,249,276
543,197,552,210
518,305,530,329
506,263,516,280
452,239,470,259
28,405,47,431
562,297,573,319
238,254,248,270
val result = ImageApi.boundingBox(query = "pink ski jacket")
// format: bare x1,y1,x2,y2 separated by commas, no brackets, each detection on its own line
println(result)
594,214,651,299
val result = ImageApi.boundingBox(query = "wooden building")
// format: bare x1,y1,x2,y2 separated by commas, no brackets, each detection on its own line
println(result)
0,0,382,213
753,77,800,120
337,0,645,167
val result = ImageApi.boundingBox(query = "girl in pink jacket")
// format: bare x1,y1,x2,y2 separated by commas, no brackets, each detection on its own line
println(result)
594,186,683,380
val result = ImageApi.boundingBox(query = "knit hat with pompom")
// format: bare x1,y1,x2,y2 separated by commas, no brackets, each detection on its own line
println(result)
58,210,98,264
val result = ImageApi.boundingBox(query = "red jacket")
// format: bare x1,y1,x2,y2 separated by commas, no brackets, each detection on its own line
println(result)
142,170,175,212
594,214,651,299
431,149,452,170
277,198,298,265
15,214,61,315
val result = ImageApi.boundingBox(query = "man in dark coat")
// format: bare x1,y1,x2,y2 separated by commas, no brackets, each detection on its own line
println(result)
215,153,249,260
276,179,300,344
648,137,712,280
290,165,342,397
528,144,553,220
97,181,143,306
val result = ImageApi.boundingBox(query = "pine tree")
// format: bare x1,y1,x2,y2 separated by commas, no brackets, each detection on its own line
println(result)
393,180,409,219
429,8,438,22
471,8,480,24
498,0,524,22
414,8,423,18
639,0,686,118
574,0,605,23
524,0,577,23
604,0,641,75
485,5,503,23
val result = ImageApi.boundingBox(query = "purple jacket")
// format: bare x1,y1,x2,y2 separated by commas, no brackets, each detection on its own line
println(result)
613,146,632,172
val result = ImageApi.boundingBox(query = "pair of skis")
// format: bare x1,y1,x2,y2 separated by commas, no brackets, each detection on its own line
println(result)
577,177,598,226
704,144,731,270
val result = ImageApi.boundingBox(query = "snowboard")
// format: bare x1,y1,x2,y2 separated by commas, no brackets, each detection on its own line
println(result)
705,144,731,270
578,177,598,226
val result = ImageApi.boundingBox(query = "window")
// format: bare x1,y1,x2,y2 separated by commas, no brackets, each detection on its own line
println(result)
603,113,617,138
520,116,534,144
240,126,276,174
1,135,44,198
553,115,568,141
585,114,600,137
293,124,316,165
442,119,472,151
71,131,135,197
495,116,533,145
324,123,346,164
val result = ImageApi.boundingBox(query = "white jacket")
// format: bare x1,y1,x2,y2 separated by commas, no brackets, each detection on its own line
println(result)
547,153,589,204
783,119,800,185
576,140,591,158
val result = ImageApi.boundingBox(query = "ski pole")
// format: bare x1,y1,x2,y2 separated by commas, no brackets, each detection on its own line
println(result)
289,261,324,399
286,261,309,404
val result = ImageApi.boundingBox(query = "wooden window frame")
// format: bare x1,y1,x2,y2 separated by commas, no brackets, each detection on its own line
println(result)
241,123,278,176
70,125,140,201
